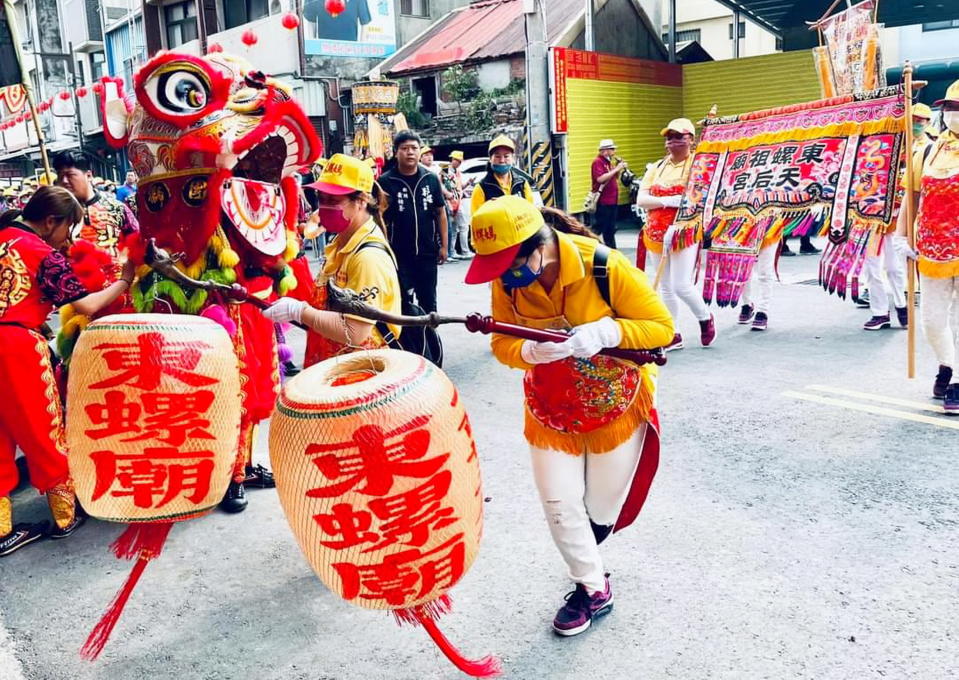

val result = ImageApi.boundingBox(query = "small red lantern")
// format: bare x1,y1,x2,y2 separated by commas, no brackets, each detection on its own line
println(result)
241,29,258,46
76,86,88,98
325,0,346,17
207,42,224,53
59,91,71,101
281,12,299,30
92,82,104,96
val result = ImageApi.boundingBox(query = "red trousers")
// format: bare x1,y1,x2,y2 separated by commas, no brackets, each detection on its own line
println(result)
0,327,69,496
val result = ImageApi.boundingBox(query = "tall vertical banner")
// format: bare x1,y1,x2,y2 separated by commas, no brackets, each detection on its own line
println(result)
0,1,23,87
673,86,906,306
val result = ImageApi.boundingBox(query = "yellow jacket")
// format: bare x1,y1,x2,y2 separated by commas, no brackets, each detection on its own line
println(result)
490,232,674,370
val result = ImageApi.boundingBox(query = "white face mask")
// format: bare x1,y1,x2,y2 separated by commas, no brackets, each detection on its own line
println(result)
944,111,959,134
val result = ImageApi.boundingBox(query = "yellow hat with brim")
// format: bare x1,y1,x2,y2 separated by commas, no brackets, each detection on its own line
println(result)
36,171,56,186
933,80,959,107
660,117,696,136
488,134,515,154
306,153,374,195
912,103,933,120
450,150,464,161
465,195,543,284
420,145,432,155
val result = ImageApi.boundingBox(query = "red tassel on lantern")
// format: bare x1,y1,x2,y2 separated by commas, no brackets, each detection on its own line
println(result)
207,42,223,53
76,86,89,98
80,523,174,660
59,91,71,101
241,29,258,46
325,0,346,17
281,12,299,29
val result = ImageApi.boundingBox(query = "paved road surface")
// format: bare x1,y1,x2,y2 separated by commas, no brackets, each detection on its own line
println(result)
1,232,956,679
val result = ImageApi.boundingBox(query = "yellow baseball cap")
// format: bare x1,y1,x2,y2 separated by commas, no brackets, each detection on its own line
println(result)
450,150,464,161
488,134,515,154
306,153,374,195
660,118,696,136
420,145,432,155
465,195,544,284
934,80,959,107
912,103,933,120
36,171,56,186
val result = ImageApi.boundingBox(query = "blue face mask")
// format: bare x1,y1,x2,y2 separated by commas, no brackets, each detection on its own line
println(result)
501,251,543,289
491,163,512,174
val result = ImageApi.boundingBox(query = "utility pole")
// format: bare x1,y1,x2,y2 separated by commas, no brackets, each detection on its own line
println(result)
667,0,677,64
524,0,556,206
584,0,594,52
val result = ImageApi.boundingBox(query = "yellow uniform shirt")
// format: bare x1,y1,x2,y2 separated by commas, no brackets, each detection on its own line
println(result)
639,156,691,192
490,231,674,371
470,174,535,216
322,218,402,341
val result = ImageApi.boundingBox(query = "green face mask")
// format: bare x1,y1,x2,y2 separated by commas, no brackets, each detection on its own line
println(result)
913,122,927,137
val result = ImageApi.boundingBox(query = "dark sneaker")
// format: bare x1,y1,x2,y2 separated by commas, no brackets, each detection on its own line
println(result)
737,304,754,324
552,577,614,637
699,314,717,346
863,315,891,331
780,243,795,256
752,312,768,331
945,384,959,415
934,365,953,400
48,507,86,539
799,242,821,255
854,290,871,308
0,523,47,557
665,333,684,352
895,306,908,328
220,481,248,513
282,360,301,377
243,464,276,489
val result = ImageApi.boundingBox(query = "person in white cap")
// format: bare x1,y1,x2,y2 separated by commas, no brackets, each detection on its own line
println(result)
635,118,716,350
591,139,627,248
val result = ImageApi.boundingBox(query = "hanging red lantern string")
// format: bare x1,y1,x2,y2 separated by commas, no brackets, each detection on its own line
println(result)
207,42,224,53
58,91,71,101
241,29,258,47
325,0,346,18
281,12,299,30
92,82,104,97
76,86,89,98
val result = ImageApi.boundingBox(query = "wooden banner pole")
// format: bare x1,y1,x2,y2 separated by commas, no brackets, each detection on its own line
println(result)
903,61,917,380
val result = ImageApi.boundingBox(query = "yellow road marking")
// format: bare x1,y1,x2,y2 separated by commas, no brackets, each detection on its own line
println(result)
782,391,959,431
804,384,946,415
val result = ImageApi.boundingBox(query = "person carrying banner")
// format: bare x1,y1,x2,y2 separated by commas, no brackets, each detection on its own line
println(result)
635,118,716,350
0,187,136,555
262,154,401,366
894,82,959,411
464,196,673,636
860,104,936,330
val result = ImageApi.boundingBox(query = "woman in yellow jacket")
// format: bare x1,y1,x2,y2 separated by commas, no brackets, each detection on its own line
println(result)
263,154,401,361
465,195,674,636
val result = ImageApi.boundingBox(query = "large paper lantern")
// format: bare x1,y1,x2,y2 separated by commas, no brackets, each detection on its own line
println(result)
270,350,499,677
67,314,241,659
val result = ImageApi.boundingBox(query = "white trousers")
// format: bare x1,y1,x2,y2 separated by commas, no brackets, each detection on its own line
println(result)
864,234,906,316
741,243,778,313
452,209,471,254
645,245,709,324
529,425,647,593
919,274,959,369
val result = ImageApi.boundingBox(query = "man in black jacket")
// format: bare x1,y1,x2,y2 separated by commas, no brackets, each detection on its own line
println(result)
379,131,448,313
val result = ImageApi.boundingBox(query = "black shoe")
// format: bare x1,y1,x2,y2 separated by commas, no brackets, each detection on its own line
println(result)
220,482,248,513
895,306,909,328
934,365,953,400
780,243,795,257
243,464,276,489
48,509,86,539
799,243,821,255
854,290,871,308
0,523,47,556
590,520,614,546
751,312,768,331
282,360,301,377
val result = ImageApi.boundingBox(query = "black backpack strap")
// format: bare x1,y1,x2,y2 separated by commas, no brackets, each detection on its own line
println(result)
591,244,613,309
353,240,402,350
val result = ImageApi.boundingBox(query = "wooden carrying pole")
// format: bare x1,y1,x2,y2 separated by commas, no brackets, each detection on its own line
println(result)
903,62,916,379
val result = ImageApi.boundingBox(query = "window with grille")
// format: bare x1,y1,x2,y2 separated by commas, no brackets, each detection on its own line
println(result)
224,0,271,30
728,21,745,39
401,0,430,18
164,1,198,48
922,20,959,32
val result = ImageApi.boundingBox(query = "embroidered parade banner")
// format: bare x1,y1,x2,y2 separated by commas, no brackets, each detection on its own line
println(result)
674,86,906,306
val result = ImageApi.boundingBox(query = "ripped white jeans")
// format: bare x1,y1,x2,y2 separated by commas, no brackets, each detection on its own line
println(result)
528,425,647,593
919,274,959,368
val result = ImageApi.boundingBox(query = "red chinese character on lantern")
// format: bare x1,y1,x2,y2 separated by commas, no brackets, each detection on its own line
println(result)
304,416,448,498
333,534,466,606
365,471,458,552
313,503,378,550
90,333,218,391
124,390,216,446
84,390,143,440
90,447,216,509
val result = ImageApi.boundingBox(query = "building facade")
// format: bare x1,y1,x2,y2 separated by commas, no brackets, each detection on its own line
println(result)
661,0,780,61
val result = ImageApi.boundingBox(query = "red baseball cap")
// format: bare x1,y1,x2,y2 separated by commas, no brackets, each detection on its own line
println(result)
465,196,543,284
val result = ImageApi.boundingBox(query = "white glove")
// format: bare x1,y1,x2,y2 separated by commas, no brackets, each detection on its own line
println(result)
662,223,681,251
567,317,622,359
659,195,682,209
521,339,574,365
892,234,917,261
263,298,307,324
